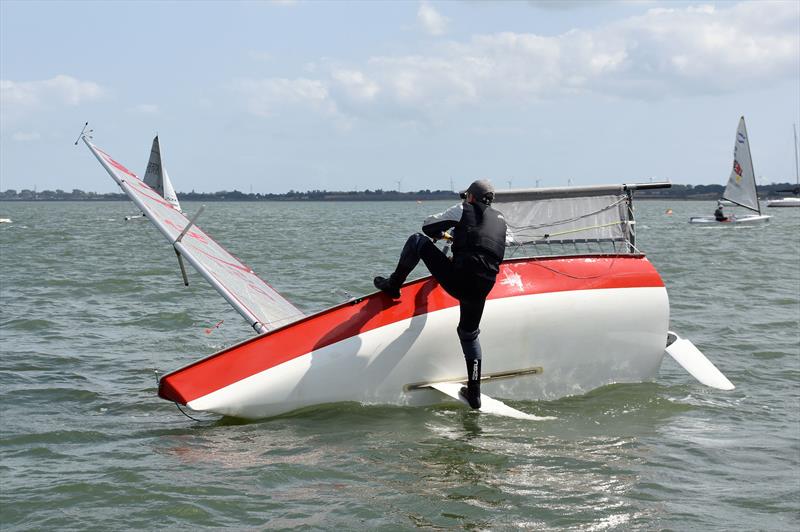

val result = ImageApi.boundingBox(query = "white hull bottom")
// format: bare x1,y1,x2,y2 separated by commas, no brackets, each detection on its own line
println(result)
186,287,669,419
689,214,771,225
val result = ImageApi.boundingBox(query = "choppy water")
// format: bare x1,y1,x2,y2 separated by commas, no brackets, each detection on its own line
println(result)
1,200,798,530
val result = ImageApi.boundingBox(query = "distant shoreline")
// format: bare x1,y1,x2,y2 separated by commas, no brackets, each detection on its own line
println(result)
1,183,797,202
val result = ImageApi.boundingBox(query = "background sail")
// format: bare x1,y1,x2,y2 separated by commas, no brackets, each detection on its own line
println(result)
84,138,303,333
143,136,182,212
722,117,760,213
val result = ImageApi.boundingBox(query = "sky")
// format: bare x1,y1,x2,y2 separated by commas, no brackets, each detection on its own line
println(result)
1,0,798,194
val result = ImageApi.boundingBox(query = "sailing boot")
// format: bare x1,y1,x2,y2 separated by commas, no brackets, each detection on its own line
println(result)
373,274,402,299
459,358,482,409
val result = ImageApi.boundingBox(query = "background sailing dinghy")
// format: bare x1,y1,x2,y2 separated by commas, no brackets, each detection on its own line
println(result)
81,131,734,420
690,116,770,225
124,135,182,220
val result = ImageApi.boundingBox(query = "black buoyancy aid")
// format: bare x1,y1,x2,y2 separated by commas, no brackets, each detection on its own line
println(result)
452,202,507,263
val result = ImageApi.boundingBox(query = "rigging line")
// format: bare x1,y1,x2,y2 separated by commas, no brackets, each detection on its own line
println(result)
544,220,624,238
532,254,620,280
508,220,625,244
174,402,206,422
504,196,627,231
626,240,643,255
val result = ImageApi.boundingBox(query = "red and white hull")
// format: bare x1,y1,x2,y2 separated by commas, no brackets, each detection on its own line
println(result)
159,255,669,419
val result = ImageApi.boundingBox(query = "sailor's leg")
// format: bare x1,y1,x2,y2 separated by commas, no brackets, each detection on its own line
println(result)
417,239,461,297
393,233,429,280
456,296,488,409
456,275,497,409
457,323,483,409
375,233,435,298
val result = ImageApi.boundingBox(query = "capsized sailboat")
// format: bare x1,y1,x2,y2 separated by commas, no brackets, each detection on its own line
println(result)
81,130,734,420
125,135,183,220
690,117,771,224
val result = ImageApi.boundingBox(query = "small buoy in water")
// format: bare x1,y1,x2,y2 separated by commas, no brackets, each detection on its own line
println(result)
665,209,673,215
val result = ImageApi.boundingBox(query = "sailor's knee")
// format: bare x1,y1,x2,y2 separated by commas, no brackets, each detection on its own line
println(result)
412,232,427,245
457,326,480,342
408,232,430,252
457,327,482,360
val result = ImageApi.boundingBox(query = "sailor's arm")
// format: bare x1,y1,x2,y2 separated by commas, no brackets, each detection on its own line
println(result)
422,203,463,240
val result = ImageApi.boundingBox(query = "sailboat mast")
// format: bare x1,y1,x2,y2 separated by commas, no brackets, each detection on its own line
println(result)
794,123,799,187
742,118,761,215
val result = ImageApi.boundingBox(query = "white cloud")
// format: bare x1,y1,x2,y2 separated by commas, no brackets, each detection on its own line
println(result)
230,2,798,123
591,1,799,97
526,0,647,10
387,2,797,105
417,2,449,36
331,69,380,102
0,75,104,108
11,131,41,142
131,104,159,114
231,77,338,118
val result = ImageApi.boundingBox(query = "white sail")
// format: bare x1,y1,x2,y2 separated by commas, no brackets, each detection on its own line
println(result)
143,135,182,212
722,117,760,213
83,137,303,333
491,184,658,251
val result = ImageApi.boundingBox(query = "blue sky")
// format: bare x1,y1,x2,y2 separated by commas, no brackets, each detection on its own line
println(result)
1,0,798,194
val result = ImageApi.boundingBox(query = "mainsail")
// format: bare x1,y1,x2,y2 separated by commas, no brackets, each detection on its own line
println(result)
83,137,303,334
722,117,761,214
143,135,182,212
493,184,662,251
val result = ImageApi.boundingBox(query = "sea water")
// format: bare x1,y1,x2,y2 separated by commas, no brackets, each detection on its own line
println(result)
1,200,798,530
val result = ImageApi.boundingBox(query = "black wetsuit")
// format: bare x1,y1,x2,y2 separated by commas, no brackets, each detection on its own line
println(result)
386,200,507,358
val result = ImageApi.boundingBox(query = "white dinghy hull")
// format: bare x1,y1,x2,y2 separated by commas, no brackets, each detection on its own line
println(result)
688,214,771,225
159,256,669,419
766,197,800,208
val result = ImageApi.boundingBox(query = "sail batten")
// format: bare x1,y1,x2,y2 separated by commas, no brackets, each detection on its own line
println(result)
83,137,303,334
722,117,761,214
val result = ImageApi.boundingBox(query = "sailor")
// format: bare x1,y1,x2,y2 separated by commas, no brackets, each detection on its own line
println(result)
374,179,507,409
714,202,727,221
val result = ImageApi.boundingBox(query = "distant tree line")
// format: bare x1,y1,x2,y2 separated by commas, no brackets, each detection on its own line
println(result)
0,188,460,201
1,183,797,201
634,183,799,199
0,188,127,201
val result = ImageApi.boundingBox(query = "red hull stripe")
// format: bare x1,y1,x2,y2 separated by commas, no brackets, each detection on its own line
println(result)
158,255,664,404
